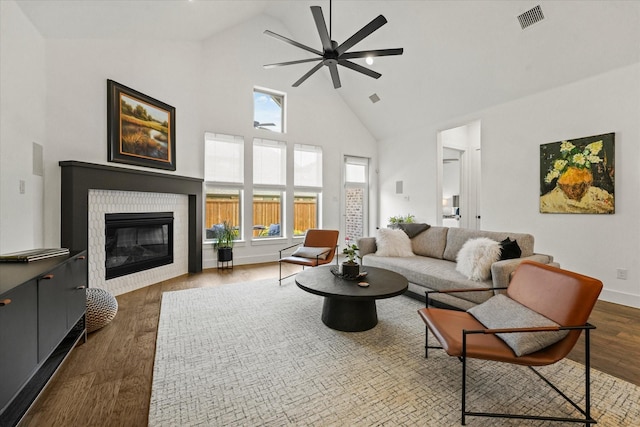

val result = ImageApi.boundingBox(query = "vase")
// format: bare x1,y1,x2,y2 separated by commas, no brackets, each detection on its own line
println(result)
217,247,233,262
557,167,593,201
342,262,360,278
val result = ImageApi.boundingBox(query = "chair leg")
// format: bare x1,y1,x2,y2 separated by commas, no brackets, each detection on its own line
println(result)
425,325,429,358
461,332,467,425
585,327,592,427
279,261,282,286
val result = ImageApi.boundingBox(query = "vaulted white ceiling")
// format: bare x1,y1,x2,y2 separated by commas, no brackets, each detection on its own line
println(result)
15,0,640,140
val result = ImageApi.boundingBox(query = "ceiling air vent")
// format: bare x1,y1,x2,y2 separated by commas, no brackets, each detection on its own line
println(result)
369,93,381,104
518,5,544,29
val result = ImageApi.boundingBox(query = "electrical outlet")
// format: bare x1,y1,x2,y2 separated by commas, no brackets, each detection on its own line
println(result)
19,180,25,194
616,269,628,280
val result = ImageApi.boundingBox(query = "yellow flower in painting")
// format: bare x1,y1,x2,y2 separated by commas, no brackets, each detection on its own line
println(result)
553,159,568,172
587,155,602,164
545,169,560,184
572,153,586,166
585,140,603,156
560,141,575,153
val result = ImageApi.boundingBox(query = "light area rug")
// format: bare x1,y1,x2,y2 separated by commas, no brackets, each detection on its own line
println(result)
149,279,640,426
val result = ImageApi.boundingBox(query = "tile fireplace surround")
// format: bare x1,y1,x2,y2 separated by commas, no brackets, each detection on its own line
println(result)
89,190,188,295
60,161,203,295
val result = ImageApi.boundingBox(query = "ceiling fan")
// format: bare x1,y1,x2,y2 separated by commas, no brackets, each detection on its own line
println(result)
254,120,276,129
263,0,403,89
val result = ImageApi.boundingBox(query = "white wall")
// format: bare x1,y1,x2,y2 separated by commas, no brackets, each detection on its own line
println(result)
0,5,378,272
199,15,377,267
378,63,640,308
0,0,46,253
41,38,203,248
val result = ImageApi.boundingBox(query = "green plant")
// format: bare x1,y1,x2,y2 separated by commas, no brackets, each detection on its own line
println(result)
213,221,238,250
342,244,360,264
388,214,415,224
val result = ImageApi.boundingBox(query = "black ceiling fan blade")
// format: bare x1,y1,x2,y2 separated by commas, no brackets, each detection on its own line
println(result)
336,15,387,56
311,6,332,52
264,58,322,69
340,48,404,60
328,63,342,89
292,62,325,87
338,59,381,79
264,30,323,56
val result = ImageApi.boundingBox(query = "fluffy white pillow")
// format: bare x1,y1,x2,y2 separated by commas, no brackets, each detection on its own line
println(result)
456,237,501,281
375,228,414,257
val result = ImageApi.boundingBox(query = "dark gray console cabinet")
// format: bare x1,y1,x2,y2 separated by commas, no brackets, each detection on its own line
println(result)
0,251,87,426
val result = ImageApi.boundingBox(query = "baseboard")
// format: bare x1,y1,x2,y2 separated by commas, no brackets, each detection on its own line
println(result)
599,289,640,309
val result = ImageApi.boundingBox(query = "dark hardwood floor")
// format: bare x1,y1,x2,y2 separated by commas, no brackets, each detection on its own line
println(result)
18,263,640,426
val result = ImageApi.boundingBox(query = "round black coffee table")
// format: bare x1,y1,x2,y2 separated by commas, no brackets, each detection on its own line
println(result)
295,265,408,332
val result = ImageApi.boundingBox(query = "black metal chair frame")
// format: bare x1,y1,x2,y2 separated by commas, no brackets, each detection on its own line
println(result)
424,289,597,426
278,243,338,285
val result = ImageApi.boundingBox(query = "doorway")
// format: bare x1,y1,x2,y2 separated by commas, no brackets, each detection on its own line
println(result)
438,121,481,229
442,148,462,228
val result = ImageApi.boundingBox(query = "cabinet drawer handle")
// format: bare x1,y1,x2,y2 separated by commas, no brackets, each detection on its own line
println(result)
76,285,86,290
41,274,54,280
77,256,86,260
0,299,11,306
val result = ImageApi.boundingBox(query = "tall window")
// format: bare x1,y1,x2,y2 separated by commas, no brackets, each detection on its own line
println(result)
294,144,323,236
204,133,244,240
253,138,286,238
253,88,285,133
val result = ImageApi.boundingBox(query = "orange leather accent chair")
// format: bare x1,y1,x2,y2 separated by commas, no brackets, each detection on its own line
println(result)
278,229,339,285
418,260,603,425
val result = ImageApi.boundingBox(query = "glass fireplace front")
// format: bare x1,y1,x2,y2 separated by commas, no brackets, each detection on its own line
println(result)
105,212,173,279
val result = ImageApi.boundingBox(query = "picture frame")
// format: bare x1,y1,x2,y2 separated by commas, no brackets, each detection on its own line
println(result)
107,79,176,171
540,132,614,214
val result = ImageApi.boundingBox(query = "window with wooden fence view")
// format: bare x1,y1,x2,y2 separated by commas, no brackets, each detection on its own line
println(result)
205,193,317,239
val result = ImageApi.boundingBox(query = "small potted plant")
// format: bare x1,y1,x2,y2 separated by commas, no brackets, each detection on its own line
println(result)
388,214,415,229
213,221,238,263
342,243,361,278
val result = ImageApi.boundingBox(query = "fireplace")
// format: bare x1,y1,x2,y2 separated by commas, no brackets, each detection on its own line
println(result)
105,212,174,279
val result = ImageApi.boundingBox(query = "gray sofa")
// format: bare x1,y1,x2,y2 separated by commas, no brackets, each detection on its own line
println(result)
358,226,556,310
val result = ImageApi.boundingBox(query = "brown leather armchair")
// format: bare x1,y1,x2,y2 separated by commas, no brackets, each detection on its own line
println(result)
278,229,339,285
418,260,603,425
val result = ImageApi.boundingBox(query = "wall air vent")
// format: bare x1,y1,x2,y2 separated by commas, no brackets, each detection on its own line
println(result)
369,93,381,104
518,5,544,29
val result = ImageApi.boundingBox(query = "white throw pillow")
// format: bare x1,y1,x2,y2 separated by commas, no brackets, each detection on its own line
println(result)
456,237,501,281
375,228,414,257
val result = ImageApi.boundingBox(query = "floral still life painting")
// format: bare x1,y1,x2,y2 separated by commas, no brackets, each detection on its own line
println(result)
540,133,614,214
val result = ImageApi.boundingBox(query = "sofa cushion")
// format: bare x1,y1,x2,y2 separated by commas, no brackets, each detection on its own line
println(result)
398,223,430,238
467,294,569,356
375,228,414,257
456,238,502,281
411,226,448,259
443,228,535,261
362,254,495,305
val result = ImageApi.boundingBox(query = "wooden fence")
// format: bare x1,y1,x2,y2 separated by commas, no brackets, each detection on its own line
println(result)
205,199,317,235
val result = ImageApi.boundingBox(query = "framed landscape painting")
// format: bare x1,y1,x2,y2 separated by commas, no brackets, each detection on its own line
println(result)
107,80,176,170
540,132,614,214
